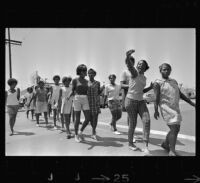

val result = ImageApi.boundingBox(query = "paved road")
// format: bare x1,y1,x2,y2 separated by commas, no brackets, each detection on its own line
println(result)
5,101,195,156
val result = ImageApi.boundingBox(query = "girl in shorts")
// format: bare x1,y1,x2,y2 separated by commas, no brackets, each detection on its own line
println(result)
69,64,90,143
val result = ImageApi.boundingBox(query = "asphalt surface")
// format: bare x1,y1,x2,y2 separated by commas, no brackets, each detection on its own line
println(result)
5,101,195,156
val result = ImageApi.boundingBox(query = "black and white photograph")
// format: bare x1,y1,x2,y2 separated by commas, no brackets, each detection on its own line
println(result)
5,28,196,156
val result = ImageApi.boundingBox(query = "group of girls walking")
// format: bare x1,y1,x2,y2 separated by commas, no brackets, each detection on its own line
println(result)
5,49,195,156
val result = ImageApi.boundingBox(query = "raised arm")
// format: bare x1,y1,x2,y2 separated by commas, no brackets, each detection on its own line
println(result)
125,49,138,78
179,90,195,107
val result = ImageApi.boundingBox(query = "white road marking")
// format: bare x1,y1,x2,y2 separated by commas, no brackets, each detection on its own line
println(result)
97,121,195,141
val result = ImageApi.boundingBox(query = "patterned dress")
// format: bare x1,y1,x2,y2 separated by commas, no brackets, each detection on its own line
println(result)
155,78,182,125
87,80,101,115
35,88,48,113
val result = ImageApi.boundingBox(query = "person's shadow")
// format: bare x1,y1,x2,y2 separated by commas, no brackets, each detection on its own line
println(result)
14,131,35,136
149,149,195,156
80,134,127,150
149,136,185,147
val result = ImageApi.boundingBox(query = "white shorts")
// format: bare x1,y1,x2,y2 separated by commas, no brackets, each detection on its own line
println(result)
73,95,90,111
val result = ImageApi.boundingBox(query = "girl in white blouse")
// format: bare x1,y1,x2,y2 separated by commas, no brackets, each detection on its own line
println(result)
5,78,20,136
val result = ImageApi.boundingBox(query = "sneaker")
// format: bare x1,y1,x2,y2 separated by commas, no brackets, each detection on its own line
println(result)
110,124,114,131
128,145,138,151
142,148,151,156
168,150,180,156
66,134,71,139
61,127,65,131
91,135,98,141
114,131,121,135
78,132,84,141
133,137,136,143
161,142,170,152
36,124,39,127
75,135,81,143
168,151,176,156
54,126,58,130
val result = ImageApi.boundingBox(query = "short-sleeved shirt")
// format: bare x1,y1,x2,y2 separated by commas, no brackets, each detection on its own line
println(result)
105,84,121,101
126,74,146,101
154,78,182,125
72,77,88,95
87,80,101,114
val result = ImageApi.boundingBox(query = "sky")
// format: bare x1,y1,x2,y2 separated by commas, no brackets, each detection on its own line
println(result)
5,28,195,90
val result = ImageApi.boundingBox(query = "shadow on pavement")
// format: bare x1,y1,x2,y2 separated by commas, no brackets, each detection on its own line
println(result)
149,149,195,156
80,134,125,150
149,137,185,147
14,131,35,136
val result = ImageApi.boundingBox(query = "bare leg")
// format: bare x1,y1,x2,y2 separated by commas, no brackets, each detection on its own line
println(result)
80,110,91,132
44,112,48,125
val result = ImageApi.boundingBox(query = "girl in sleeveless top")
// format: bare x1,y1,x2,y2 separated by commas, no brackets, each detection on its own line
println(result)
50,75,61,129
5,78,20,136
24,87,35,120
59,76,73,138
69,64,90,143
125,49,153,155
154,63,196,156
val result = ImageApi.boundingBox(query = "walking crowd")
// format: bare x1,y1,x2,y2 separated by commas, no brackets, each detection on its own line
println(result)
5,49,196,156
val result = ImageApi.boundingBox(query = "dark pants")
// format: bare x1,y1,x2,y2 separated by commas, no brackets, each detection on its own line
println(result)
125,98,150,146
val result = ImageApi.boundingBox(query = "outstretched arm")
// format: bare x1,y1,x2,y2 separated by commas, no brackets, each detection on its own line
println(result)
143,82,153,93
153,82,160,119
179,90,195,107
120,81,129,90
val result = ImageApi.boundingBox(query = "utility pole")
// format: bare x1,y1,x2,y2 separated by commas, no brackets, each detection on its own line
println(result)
5,28,22,78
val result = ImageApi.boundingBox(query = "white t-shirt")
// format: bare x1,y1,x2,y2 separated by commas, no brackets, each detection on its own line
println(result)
105,84,121,101
121,70,131,85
